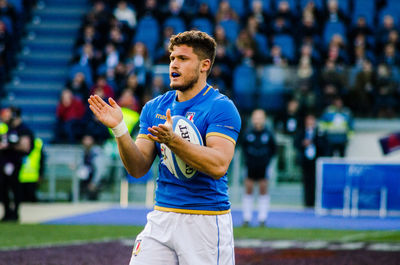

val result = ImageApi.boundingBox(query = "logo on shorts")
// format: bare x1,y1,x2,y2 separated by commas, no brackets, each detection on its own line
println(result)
132,239,142,257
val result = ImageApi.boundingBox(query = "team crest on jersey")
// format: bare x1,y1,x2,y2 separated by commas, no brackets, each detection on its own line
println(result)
132,239,142,257
185,112,195,121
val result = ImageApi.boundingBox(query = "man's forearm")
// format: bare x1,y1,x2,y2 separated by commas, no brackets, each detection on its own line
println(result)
115,134,153,178
167,136,234,179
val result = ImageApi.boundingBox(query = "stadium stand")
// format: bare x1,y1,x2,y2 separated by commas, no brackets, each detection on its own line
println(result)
1,0,400,144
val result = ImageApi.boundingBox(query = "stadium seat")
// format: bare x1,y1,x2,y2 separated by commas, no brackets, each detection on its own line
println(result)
163,16,186,34
232,63,257,113
226,0,246,19
254,33,269,58
323,21,346,46
378,8,398,26
190,18,213,36
134,15,160,59
219,19,239,43
299,0,324,11
258,65,287,112
273,34,295,61
198,0,220,15
352,2,375,27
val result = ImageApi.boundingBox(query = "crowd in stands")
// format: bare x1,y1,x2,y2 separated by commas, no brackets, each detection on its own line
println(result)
0,0,37,97
54,0,400,144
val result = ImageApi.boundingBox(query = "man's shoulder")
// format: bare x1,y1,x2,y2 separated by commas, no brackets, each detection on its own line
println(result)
144,91,175,107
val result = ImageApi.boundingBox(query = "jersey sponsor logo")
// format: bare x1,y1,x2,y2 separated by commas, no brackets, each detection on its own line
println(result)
156,114,167,120
132,239,142,257
185,112,195,121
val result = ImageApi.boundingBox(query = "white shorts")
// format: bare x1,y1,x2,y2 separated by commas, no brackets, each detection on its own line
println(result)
129,210,235,265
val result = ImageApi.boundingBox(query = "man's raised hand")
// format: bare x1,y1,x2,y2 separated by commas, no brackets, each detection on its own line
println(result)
88,95,123,128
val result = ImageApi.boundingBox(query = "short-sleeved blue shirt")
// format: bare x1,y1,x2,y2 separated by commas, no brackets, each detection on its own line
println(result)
138,84,241,214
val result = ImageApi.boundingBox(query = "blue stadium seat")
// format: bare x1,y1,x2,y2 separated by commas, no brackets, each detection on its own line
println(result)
254,33,269,58
69,63,93,87
8,0,23,14
299,0,324,10
163,16,186,34
352,0,375,27
226,0,246,18
134,15,160,58
258,65,287,112
233,63,257,112
219,19,239,43
253,0,273,14
323,21,346,46
0,16,13,35
273,34,295,61
378,8,398,26
191,18,213,36
336,0,350,16
198,0,220,15
274,0,297,11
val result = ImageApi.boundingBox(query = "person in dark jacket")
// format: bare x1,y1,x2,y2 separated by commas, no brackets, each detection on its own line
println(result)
295,113,327,208
242,109,276,227
0,106,34,222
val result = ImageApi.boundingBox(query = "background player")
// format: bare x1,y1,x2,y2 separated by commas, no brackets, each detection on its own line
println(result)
88,30,241,265
242,109,276,227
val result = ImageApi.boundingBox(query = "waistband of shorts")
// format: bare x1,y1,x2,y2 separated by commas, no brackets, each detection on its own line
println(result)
154,206,231,215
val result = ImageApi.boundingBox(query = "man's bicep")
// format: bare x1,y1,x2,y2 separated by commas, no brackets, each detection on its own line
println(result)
206,135,235,163
135,137,157,170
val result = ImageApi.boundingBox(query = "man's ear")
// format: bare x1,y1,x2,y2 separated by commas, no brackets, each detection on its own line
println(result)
200,59,211,73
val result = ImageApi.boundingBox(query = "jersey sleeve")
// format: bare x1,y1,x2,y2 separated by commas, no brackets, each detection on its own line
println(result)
206,98,241,144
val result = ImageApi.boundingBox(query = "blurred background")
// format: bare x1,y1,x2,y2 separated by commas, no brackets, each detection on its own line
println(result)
0,0,400,215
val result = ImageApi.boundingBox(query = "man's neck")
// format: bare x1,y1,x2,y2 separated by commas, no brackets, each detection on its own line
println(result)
176,78,207,102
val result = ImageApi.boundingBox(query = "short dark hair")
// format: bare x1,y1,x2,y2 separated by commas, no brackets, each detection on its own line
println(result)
9,106,21,118
168,30,217,75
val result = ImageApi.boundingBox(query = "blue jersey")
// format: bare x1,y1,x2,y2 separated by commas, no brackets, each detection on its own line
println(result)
137,84,241,214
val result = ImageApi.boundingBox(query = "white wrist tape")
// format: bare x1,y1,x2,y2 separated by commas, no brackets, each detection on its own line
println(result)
111,120,128,138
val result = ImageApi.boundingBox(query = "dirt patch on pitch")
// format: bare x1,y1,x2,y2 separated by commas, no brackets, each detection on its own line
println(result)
1,241,400,265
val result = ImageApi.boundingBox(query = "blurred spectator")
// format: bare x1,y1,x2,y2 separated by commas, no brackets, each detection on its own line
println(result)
247,0,268,33
0,20,10,94
379,43,400,66
275,98,303,137
65,72,89,100
54,89,86,143
296,14,320,51
19,137,45,203
138,0,162,20
295,113,326,208
149,75,168,98
126,41,151,86
155,26,174,64
374,64,399,118
319,96,353,157
349,60,375,116
377,14,397,52
113,0,136,31
90,75,115,99
324,0,349,24
75,25,102,51
0,106,34,222
242,109,276,227
77,135,106,201
266,45,288,66
320,60,346,91
117,88,141,112
215,0,239,24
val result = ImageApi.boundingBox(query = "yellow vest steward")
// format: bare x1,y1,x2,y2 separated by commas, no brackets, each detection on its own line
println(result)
0,122,8,135
108,107,140,136
19,138,43,183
